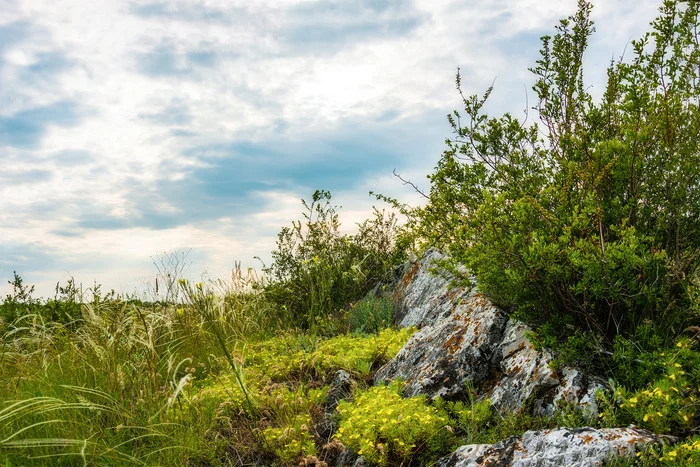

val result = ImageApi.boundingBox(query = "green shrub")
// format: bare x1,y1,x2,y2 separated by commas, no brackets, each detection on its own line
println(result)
263,190,403,332
620,437,700,466
397,0,700,347
598,338,700,435
657,437,700,465
335,382,456,465
434,396,491,440
0,273,88,327
609,323,668,390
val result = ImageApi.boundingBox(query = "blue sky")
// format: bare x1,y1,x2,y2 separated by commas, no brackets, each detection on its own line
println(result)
0,0,662,298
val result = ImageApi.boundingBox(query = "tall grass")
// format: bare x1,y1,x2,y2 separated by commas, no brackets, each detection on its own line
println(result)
0,267,278,466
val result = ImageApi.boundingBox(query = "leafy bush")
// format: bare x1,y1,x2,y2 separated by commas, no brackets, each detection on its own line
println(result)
0,273,123,331
263,190,403,331
434,396,491,440
609,323,668,390
617,436,700,466
335,382,455,465
399,0,700,346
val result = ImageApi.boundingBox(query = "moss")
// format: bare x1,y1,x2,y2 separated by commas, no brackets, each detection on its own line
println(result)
243,327,415,383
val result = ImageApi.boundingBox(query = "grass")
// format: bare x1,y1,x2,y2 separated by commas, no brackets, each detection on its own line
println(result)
0,271,418,466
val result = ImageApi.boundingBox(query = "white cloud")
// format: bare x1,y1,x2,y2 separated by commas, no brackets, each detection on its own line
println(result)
0,0,663,297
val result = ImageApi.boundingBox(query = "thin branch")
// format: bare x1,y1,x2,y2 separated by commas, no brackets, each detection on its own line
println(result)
393,169,429,199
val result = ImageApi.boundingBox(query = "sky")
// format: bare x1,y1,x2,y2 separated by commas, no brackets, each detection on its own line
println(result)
0,0,663,298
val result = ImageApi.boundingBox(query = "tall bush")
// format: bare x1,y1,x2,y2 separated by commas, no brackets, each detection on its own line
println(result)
407,0,700,344
263,190,402,331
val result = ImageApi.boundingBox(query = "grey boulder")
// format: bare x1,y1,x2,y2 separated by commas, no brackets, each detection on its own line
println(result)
435,426,670,467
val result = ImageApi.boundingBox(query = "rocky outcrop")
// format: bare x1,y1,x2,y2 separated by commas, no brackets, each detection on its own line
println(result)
435,426,670,467
365,250,668,466
392,249,472,329
376,249,604,416
375,290,507,399
487,320,604,417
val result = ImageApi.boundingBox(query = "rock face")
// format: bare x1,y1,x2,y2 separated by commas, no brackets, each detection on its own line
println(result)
392,249,472,329
367,251,665,466
375,290,507,399
376,249,604,416
435,426,669,467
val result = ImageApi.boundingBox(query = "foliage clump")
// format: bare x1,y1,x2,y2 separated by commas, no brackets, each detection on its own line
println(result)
262,414,317,463
263,190,403,332
244,327,415,383
598,337,700,435
396,0,700,349
335,382,456,465
348,296,396,334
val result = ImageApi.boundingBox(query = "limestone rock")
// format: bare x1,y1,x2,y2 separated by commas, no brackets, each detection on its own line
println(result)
375,291,508,399
485,320,605,416
392,249,471,329
435,426,669,467
378,250,605,416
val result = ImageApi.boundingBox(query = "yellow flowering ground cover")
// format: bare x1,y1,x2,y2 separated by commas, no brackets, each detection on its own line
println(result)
335,382,456,465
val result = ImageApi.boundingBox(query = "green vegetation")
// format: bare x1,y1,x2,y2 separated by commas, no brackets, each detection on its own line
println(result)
3,1,700,465
335,382,455,465
263,190,403,333
395,0,700,347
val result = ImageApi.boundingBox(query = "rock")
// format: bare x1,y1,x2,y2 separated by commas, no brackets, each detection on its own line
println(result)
325,370,354,414
378,250,606,416
549,368,606,418
485,319,558,414
318,370,355,442
326,444,362,467
318,371,363,467
436,426,670,467
392,249,472,329
485,320,605,416
375,291,508,399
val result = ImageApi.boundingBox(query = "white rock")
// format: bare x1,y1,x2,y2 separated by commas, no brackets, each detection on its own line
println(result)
381,250,605,415
375,290,508,398
392,249,471,329
436,427,668,467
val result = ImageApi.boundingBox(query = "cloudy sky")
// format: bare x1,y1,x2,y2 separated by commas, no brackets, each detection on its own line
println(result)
1,0,662,298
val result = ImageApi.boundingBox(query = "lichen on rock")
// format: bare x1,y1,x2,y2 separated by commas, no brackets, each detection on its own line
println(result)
378,249,605,416
435,426,672,467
